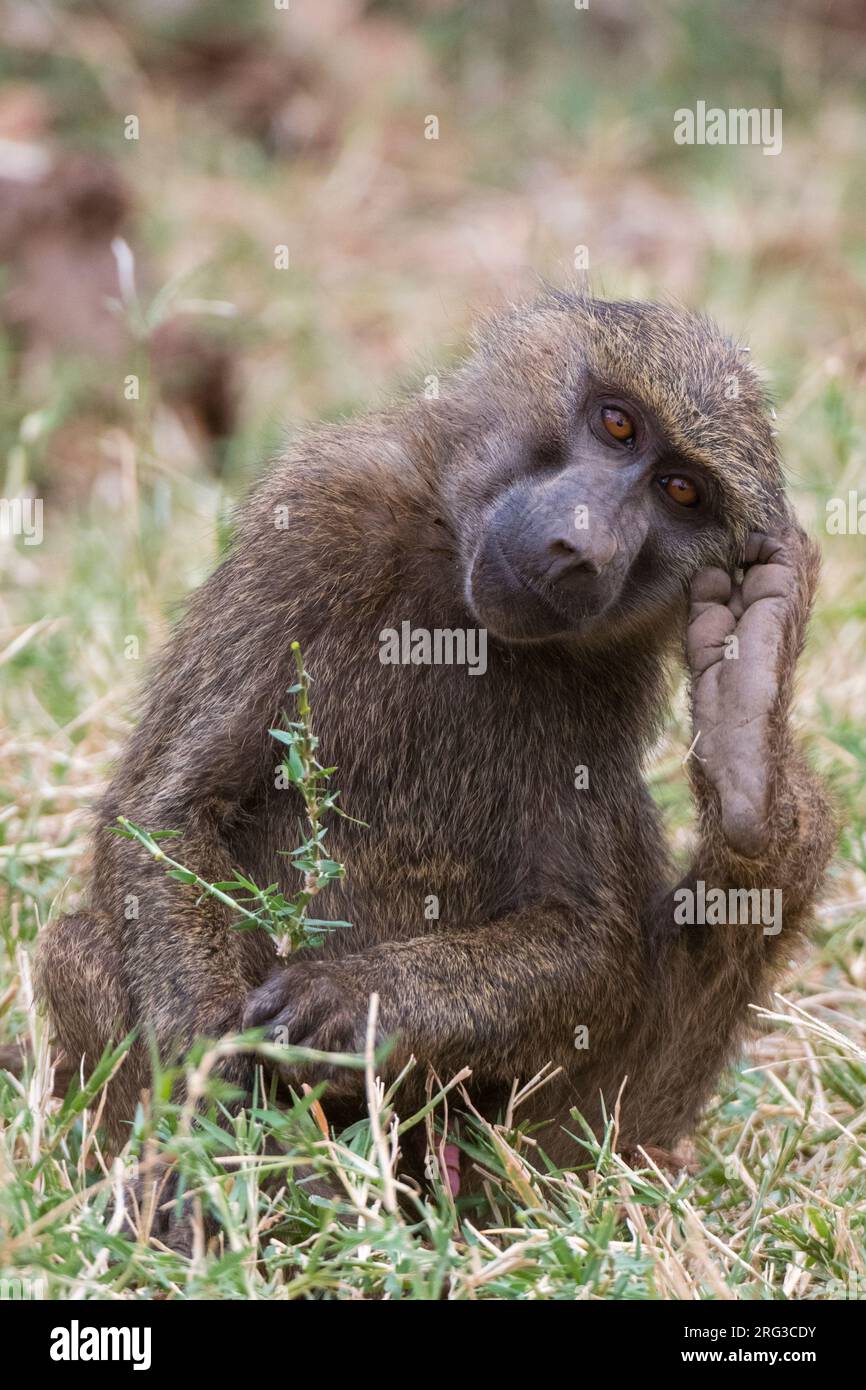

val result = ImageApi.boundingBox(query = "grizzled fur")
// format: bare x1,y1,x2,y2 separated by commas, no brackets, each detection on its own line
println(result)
36,292,834,1167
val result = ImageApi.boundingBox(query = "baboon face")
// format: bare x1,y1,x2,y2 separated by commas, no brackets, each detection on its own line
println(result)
450,298,785,646
461,385,732,643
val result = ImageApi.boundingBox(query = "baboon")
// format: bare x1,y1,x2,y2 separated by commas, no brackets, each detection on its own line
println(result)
35,292,834,1191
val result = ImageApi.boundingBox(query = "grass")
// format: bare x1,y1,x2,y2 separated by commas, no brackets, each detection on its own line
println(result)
1,0,865,1299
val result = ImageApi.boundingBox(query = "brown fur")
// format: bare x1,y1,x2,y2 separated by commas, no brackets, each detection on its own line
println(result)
34,291,835,1167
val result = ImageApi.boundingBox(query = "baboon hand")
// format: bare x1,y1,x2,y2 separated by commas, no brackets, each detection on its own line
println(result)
687,527,817,858
243,957,381,1096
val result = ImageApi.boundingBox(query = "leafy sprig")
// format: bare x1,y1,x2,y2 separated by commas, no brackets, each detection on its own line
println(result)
113,642,357,955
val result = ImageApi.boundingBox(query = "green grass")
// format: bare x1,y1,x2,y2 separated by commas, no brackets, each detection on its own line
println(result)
1,0,865,1299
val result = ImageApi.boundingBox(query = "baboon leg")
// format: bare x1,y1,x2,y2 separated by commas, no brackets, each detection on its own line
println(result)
35,911,141,1148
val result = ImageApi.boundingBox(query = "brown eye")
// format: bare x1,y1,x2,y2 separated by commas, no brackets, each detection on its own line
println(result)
601,407,635,442
659,475,699,507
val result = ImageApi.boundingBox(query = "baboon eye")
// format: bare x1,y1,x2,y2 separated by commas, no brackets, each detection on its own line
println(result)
659,475,699,507
601,407,635,442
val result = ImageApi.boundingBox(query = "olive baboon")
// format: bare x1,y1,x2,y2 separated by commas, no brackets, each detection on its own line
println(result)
36,292,834,1179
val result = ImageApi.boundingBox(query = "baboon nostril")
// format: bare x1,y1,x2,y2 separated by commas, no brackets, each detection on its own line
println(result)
543,534,605,583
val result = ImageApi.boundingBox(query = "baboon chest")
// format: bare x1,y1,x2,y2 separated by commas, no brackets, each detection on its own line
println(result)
323,717,626,936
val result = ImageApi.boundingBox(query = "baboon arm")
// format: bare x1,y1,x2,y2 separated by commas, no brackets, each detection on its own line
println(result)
244,907,646,1083
663,527,835,971
617,526,836,1147
644,745,834,984
689,747,833,934
615,748,835,1147
574,743,836,1151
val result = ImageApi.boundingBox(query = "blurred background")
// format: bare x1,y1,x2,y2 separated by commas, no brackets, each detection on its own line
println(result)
1,0,865,1298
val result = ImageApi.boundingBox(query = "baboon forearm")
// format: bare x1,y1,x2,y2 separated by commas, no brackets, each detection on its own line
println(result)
642,741,834,1049
688,746,834,946
255,910,644,1083
682,529,833,953
369,918,636,1068
605,735,836,1148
